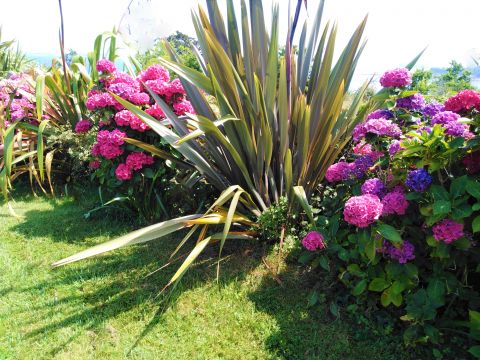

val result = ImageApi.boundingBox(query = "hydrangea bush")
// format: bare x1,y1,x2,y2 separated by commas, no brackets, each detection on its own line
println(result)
300,68,480,354
0,73,39,127
79,59,209,221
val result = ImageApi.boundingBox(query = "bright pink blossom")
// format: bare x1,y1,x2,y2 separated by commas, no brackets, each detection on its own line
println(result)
343,194,383,228
302,231,326,251
138,64,170,83
74,119,92,134
379,68,412,88
325,161,351,182
96,59,116,73
444,89,480,113
115,163,133,181
145,104,165,119
125,152,155,171
173,99,194,115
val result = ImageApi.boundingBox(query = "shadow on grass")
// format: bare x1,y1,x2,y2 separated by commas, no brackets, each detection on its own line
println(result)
4,195,416,359
6,196,264,357
9,194,136,244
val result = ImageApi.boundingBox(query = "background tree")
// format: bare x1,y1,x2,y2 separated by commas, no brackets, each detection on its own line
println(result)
138,31,200,71
410,60,475,99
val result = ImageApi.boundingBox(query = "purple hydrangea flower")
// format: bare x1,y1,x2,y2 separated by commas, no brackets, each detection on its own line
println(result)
422,102,444,117
443,121,472,138
379,240,415,264
366,109,394,120
405,168,432,192
388,140,403,156
361,178,386,197
353,118,402,142
431,111,460,125
351,156,374,178
396,93,425,110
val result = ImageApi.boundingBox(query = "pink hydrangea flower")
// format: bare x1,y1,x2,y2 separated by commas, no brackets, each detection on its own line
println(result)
130,92,150,105
114,110,136,127
129,116,150,132
89,160,101,169
96,59,116,73
144,79,169,95
432,219,464,244
379,68,412,88
114,110,150,132
363,118,402,138
105,72,141,92
145,104,165,119
343,194,383,228
94,129,126,159
125,152,155,171
354,142,373,155
173,99,194,115
115,163,133,181
381,191,409,215
352,118,401,142
74,119,92,134
302,231,326,251
444,89,480,113
108,82,138,101
325,161,351,182
86,93,116,111
138,64,170,83
167,79,186,96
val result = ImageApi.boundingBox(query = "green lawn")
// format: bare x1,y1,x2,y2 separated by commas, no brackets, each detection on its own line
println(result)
0,193,415,359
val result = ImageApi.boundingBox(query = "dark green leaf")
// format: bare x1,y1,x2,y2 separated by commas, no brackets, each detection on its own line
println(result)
329,302,340,318
369,278,390,292
427,278,445,308
430,185,450,201
452,203,472,219
450,175,468,198
469,346,480,359
352,279,367,296
473,216,480,233
376,224,402,243
467,180,480,199
318,255,330,271
307,290,319,307
433,200,451,215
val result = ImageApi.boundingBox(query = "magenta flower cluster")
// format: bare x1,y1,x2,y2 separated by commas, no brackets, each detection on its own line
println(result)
96,59,116,73
91,129,126,160
302,231,326,251
343,194,383,228
74,119,92,134
379,68,412,88
87,60,197,185
0,73,38,125
432,219,464,244
115,152,155,181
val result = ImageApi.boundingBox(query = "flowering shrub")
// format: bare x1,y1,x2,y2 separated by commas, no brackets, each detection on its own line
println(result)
0,73,38,127
81,60,209,221
300,68,480,354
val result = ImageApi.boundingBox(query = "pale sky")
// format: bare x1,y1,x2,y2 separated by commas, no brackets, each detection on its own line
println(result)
1,0,479,88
